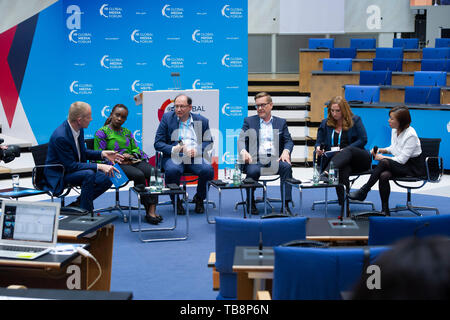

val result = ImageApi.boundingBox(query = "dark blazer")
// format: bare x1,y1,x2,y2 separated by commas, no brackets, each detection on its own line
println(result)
45,120,102,196
238,115,294,160
154,111,213,161
315,115,367,151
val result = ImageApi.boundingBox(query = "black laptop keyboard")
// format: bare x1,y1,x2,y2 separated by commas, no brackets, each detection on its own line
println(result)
0,245,45,253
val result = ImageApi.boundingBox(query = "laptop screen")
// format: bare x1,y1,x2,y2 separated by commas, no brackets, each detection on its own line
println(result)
1,201,59,244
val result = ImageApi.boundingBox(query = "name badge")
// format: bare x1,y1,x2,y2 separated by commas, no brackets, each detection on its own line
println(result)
331,146,340,152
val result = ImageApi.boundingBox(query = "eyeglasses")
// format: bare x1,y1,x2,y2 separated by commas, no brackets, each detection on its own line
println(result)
174,104,190,109
254,103,270,109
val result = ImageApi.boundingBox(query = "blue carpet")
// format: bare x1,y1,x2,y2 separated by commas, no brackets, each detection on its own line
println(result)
82,186,449,300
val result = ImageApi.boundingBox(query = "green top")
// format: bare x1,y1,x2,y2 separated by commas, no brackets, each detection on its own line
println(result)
94,125,148,163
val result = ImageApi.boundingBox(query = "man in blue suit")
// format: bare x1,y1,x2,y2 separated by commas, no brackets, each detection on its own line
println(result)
238,92,294,215
154,94,214,214
45,101,123,212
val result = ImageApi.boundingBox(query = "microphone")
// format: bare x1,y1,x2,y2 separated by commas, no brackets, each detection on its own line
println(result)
414,222,430,237
424,86,434,105
373,146,378,155
258,231,263,258
320,144,325,151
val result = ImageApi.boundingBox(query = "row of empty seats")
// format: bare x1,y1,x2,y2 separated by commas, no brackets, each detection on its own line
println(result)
328,47,450,59
309,37,450,49
323,58,450,72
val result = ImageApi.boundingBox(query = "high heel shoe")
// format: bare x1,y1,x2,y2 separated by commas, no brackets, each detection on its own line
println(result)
145,215,160,225
348,188,369,201
156,214,163,222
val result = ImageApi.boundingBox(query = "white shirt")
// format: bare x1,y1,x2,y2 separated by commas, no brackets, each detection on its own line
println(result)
68,120,81,161
385,126,422,164
259,116,274,155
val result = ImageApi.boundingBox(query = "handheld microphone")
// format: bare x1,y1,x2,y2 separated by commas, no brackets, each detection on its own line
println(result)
258,231,263,258
373,146,378,154
414,222,430,237
320,144,325,151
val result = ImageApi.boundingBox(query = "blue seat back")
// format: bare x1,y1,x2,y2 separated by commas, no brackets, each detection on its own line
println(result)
435,38,450,48
422,47,450,59
323,58,352,71
345,85,380,103
309,38,334,49
330,48,357,59
372,58,402,71
359,70,392,85
375,47,404,59
350,38,376,49
421,59,450,72
414,71,447,86
272,246,389,300
404,86,441,104
368,215,450,246
393,38,419,49
215,217,306,299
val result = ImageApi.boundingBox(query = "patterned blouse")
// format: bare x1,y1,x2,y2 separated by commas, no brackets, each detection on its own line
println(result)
94,125,148,163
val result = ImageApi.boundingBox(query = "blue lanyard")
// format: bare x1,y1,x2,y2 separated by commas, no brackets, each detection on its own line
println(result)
178,117,191,142
331,129,342,147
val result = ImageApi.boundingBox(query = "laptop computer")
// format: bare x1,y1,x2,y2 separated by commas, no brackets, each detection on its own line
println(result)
0,200,60,260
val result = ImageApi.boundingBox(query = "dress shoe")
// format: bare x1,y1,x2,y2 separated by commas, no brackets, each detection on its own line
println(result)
173,197,185,215
348,188,369,201
145,215,160,225
193,194,205,214
156,214,163,222
67,198,81,207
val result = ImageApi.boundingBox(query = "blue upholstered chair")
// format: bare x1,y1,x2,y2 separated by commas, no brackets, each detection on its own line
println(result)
271,246,389,300
372,58,402,71
393,38,419,49
309,38,334,49
413,71,447,86
421,59,450,72
344,85,380,103
215,216,307,300
350,38,376,49
330,48,357,59
368,215,450,246
322,58,352,71
404,86,441,104
435,38,450,48
422,47,450,60
375,47,404,59
359,70,392,85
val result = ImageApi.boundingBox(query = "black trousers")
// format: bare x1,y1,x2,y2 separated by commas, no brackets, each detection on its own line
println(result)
320,146,371,204
120,161,158,209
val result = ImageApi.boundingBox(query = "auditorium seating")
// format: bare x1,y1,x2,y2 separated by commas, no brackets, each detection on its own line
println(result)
413,71,447,86
322,58,352,71
368,215,450,246
309,38,334,49
344,85,380,103
393,38,419,49
214,216,307,300
435,38,450,48
372,58,403,71
359,70,392,85
268,246,390,300
404,86,441,104
350,38,376,49
422,47,450,59
421,59,450,72
329,48,357,59
375,47,404,59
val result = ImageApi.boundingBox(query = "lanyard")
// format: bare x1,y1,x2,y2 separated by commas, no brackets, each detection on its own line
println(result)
331,129,342,147
178,117,191,142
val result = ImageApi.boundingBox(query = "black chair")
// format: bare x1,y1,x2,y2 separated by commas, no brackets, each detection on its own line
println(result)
390,138,443,216
30,143,87,216
84,138,135,222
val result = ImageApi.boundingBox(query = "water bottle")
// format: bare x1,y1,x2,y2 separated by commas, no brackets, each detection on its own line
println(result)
233,161,241,185
150,167,156,191
328,161,335,184
312,161,320,185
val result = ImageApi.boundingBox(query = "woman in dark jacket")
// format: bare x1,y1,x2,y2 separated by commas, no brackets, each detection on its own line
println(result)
315,96,371,207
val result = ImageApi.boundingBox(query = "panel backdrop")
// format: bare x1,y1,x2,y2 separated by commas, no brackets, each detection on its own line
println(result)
0,0,248,168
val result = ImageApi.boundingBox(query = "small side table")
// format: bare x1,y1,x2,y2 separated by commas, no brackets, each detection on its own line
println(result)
206,180,265,224
128,187,189,242
284,180,347,218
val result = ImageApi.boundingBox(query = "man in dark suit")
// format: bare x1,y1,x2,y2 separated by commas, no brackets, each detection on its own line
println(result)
238,92,294,214
45,101,123,212
154,94,214,213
